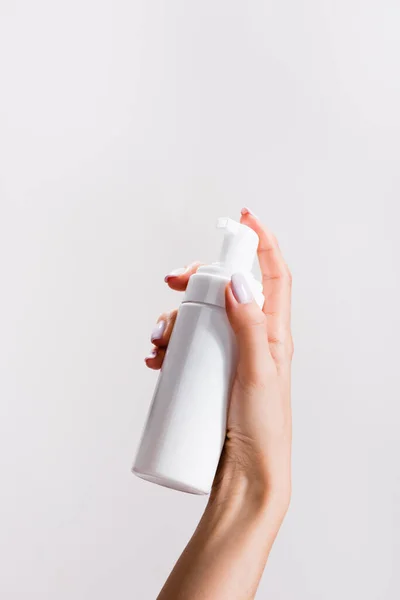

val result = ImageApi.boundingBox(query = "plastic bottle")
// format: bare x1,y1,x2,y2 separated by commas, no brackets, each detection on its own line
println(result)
132,217,264,494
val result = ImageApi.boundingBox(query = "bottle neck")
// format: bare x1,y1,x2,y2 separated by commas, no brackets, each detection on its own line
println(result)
183,265,264,309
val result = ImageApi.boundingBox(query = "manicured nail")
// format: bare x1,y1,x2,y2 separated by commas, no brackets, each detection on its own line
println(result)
231,273,254,304
145,349,158,361
151,320,167,342
164,267,187,282
241,206,258,219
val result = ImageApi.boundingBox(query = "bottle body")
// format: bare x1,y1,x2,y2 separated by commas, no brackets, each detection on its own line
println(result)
133,301,236,494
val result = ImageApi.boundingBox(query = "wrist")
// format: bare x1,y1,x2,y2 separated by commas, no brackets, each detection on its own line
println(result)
207,460,290,534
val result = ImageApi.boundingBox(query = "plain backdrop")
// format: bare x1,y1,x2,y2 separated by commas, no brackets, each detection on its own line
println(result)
1,1,400,599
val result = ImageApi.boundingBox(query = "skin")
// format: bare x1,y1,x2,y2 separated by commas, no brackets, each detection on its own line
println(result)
145,208,293,600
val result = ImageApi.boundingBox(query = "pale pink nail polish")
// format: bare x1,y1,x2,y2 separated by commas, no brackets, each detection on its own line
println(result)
151,320,167,342
231,272,254,304
145,349,158,361
164,267,187,282
241,206,259,219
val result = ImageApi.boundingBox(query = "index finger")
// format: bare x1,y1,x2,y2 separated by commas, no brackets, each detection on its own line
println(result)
164,261,203,291
240,209,292,349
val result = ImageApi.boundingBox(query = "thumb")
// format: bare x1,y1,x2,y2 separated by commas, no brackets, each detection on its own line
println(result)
226,273,273,385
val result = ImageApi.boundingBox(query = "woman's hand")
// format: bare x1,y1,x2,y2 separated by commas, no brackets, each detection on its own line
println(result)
147,208,293,599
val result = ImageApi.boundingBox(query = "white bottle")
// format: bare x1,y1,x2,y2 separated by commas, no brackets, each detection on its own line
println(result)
133,217,264,495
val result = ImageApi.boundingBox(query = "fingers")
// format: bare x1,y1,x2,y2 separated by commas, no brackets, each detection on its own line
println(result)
164,262,203,291
144,347,166,370
240,208,293,360
150,310,178,348
145,310,177,370
225,274,274,386
144,260,202,370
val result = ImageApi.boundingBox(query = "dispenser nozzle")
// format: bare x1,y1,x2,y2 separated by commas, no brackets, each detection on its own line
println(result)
216,217,259,274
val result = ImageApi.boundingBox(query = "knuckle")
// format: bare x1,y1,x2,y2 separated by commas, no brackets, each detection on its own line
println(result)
262,265,291,284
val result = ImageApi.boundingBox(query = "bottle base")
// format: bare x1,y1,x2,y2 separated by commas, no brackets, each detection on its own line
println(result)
132,467,209,495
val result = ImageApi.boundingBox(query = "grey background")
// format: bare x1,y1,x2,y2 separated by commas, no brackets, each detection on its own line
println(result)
1,1,400,598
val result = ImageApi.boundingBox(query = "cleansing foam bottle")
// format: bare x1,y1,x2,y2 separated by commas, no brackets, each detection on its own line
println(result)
132,217,264,494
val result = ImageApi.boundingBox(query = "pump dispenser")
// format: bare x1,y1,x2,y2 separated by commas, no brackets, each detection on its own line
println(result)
133,217,263,494
217,217,258,272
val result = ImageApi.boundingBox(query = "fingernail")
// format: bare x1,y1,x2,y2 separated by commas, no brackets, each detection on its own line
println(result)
145,349,158,361
151,320,167,342
231,273,254,304
241,206,258,219
164,267,187,282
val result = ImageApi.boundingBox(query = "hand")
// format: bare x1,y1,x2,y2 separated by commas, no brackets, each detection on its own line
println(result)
146,209,293,527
